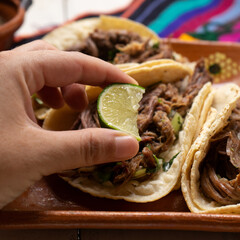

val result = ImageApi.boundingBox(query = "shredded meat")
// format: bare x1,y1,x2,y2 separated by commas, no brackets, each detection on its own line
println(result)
173,60,213,116
66,29,174,63
111,155,142,185
142,147,157,169
200,100,240,205
137,59,212,155
137,95,159,134
71,102,100,130
152,110,176,153
111,147,157,185
70,60,212,186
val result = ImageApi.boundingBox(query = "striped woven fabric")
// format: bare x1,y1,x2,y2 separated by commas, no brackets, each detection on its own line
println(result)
14,0,240,46
120,0,240,42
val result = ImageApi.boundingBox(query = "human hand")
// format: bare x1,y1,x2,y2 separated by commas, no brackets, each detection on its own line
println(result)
0,40,139,208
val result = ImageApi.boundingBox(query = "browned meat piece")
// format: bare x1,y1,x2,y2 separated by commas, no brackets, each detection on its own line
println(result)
227,131,240,169
66,29,174,63
179,60,213,115
111,147,158,186
152,110,175,153
111,154,143,185
200,101,240,205
230,101,240,121
72,60,212,186
201,165,240,205
113,53,131,64
71,102,100,130
137,83,177,135
113,40,174,64
137,96,159,135
142,147,157,169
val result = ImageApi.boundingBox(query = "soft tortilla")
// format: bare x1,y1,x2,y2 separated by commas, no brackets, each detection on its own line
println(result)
43,60,213,202
43,15,159,51
43,15,184,63
181,83,240,213
43,59,192,131
61,82,212,203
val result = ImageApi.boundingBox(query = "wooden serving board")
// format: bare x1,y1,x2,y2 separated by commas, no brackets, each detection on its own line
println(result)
1,39,240,231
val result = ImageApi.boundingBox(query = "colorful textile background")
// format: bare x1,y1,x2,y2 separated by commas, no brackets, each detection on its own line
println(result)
84,0,240,42
116,0,240,42
14,0,240,46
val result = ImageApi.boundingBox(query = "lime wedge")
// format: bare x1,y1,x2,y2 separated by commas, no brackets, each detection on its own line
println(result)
97,83,145,141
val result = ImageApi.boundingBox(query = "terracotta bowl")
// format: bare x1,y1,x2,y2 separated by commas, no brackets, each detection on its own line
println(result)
0,0,25,51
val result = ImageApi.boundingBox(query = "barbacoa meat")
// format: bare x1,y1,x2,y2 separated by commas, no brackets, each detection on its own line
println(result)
200,100,240,205
138,60,212,155
66,29,174,63
71,102,100,130
69,60,212,186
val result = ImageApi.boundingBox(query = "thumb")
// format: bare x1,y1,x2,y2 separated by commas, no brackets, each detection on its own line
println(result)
33,128,139,176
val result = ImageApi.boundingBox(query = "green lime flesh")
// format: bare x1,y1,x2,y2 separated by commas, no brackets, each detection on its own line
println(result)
97,83,145,141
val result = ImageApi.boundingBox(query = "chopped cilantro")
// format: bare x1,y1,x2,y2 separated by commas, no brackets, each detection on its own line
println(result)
108,48,120,61
152,42,160,49
208,63,221,75
163,152,180,172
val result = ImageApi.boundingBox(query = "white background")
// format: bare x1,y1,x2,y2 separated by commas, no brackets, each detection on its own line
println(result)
16,0,133,36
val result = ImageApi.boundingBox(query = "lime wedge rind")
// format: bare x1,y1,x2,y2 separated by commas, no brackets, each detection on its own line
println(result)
97,83,145,141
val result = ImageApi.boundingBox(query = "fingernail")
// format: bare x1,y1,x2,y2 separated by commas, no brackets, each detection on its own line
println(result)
129,76,139,85
114,135,138,160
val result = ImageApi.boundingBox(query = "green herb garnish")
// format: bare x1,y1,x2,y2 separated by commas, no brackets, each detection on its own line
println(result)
133,168,147,179
32,93,43,105
108,48,120,61
163,152,180,172
94,164,115,183
171,112,183,134
152,42,160,49
208,63,221,75
146,154,163,174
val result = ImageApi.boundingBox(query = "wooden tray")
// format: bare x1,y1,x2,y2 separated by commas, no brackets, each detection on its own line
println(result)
1,39,240,231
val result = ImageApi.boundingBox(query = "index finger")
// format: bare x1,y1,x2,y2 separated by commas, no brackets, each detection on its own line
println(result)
16,50,138,95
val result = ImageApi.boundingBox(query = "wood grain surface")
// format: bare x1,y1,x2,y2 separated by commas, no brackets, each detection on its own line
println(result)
0,229,240,240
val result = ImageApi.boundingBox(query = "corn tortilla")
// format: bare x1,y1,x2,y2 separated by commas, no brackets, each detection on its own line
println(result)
43,61,213,202
181,83,240,213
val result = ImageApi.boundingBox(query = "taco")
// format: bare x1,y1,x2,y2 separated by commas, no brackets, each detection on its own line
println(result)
43,15,184,64
35,15,187,122
43,58,213,202
181,83,240,213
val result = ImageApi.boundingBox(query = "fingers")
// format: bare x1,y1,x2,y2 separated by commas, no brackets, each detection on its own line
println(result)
61,84,88,111
16,50,138,95
36,84,88,111
33,128,139,175
37,86,64,109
